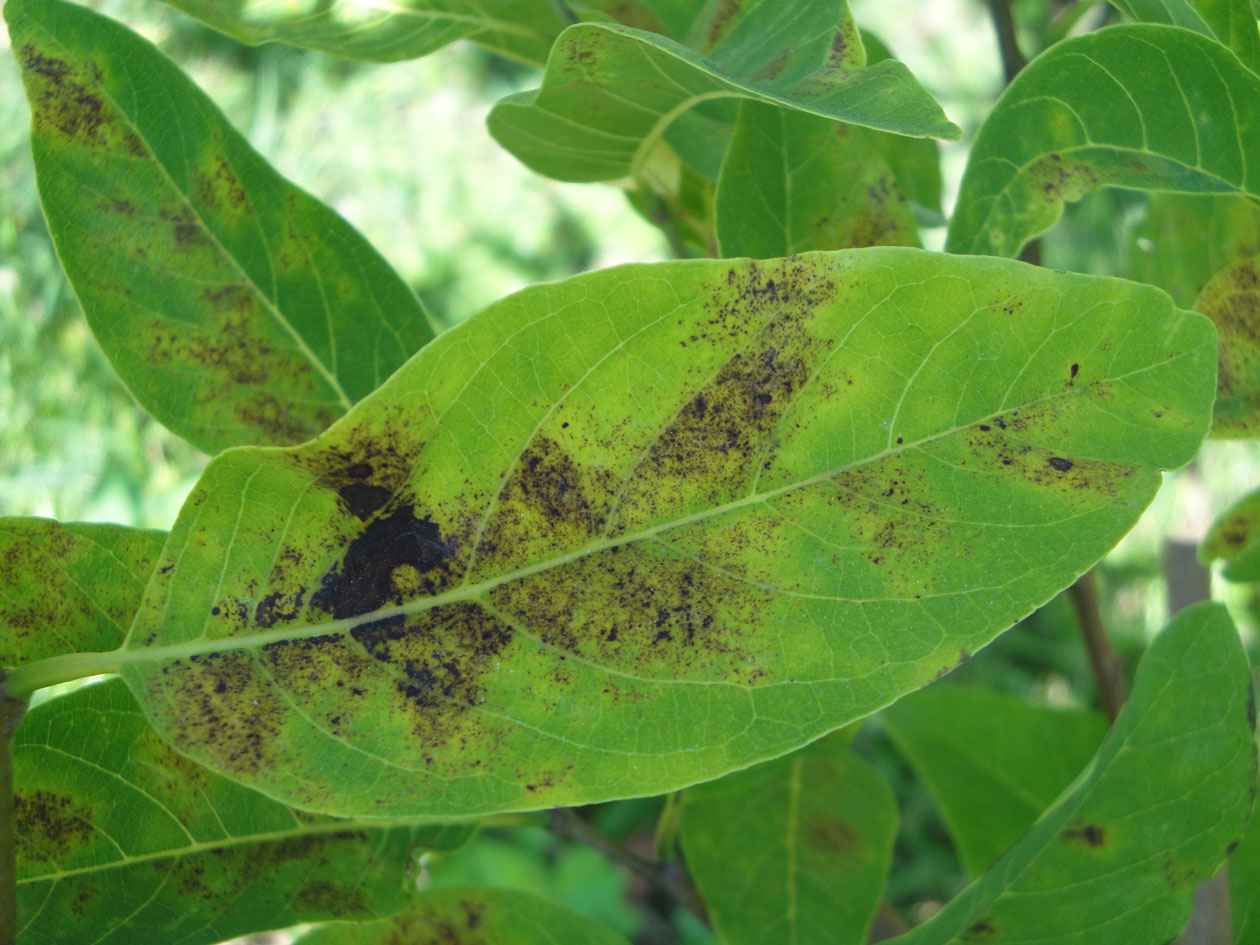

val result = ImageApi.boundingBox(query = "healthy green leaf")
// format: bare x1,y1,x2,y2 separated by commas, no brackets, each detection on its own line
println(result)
154,0,570,66
1109,0,1260,71
486,4,960,184
1126,193,1260,307
880,685,1107,877
7,0,436,455
888,602,1257,945
25,250,1213,819
1193,255,1260,436
680,738,896,945
1229,672,1260,942
715,100,919,257
946,25,1260,259
297,886,632,945
0,518,165,667
1200,485,1260,579
11,678,474,945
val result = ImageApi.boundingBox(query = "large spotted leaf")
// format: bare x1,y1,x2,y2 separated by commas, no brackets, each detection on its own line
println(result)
21,250,1213,818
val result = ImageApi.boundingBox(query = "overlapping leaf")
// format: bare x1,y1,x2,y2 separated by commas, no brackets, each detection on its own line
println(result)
1194,255,1260,436
16,250,1212,819
1200,486,1260,579
880,685,1106,877
947,25,1260,258
889,603,1256,945
0,519,164,667
155,0,570,66
1110,0,1260,70
7,0,435,454
487,1,959,184
681,738,896,945
11,679,474,945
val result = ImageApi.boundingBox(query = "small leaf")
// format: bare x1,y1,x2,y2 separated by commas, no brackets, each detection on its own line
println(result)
715,100,920,257
487,4,959,184
12,678,474,945
947,25,1260,258
1109,0,1260,71
880,685,1107,877
1200,485,1260,580
1193,256,1260,436
887,602,1257,945
0,518,165,667
7,0,436,454
155,0,570,66
71,249,1218,819
681,739,896,945
297,887,632,945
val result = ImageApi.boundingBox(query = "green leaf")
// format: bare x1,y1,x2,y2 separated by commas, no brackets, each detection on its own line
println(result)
888,602,1257,945
0,519,165,667
155,0,570,66
1193,256,1260,436
296,887,632,945
27,249,1213,819
946,25,1260,259
1109,0,1260,71
1126,193,1260,307
12,678,474,945
680,738,896,945
568,0,704,40
880,685,1107,877
1230,669,1260,942
7,0,436,454
486,6,960,184
1200,485,1260,579
715,100,920,257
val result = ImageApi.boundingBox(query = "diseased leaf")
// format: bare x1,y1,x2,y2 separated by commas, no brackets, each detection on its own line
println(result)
1193,256,1260,436
11,678,474,945
297,887,632,945
715,100,919,257
888,602,1257,945
946,25,1260,259
154,0,569,66
31,249,1214,819
680,738,896,945
1127,193,1260,307
880,685,1107,878
487,2,959,184
0,518,165,667
7,0,436,454
1230,669,1260,943
1109,0,1260,70
1200,485,1260,580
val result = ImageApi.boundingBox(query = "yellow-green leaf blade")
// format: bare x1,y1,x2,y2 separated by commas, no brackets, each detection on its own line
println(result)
1200,485,1260,579
1110,0,1260,71
12,678,473,945
6,0,435,453
946,25,1260,258
1194,255,1260,436
680,739,896,945
0,518,164,667
100,250,1214,818
887,602,1256,945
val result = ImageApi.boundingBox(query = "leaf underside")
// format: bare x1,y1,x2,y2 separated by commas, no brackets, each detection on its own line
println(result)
105,249,1215,819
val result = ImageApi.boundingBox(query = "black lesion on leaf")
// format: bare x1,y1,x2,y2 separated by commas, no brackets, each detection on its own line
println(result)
13,789,95,866
18,44,113,148
1061,822,1106,847
1046,456,1074,472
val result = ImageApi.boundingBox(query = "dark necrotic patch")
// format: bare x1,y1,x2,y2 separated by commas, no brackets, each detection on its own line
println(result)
311,506,454,620
338,482,393,520
1047,456,1074,472
19,45,113,147
1061,822,1105,847
13,789,95,866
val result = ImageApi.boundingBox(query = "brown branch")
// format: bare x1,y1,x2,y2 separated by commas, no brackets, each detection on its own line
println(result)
1066,571,1126,722
988,0,1028,85
548,807,710,927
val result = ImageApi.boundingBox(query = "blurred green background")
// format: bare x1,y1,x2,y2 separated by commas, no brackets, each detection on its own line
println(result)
4,0,1260,940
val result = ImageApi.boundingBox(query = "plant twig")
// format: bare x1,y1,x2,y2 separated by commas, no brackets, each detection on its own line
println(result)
0,679,28,945
1066,571,1126,722
988,0,1028,84
548,807,710,927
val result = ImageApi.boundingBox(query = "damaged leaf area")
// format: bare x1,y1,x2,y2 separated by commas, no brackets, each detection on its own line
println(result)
100,249,1216,818
1200,486,1260,582
1194,256,1260,437
6,0,435,454
298,886,632,945
681,739,896,945
0,519,165,667
888,603,1256,945
486,0,958,184
152,0,569,66
11,679,473,945
946,25,1260,259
